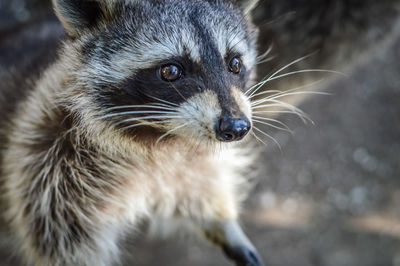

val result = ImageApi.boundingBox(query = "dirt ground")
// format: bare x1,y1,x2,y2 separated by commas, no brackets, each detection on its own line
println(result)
1,1,400,266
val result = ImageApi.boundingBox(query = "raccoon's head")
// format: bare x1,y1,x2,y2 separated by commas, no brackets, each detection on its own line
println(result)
55,0,259,144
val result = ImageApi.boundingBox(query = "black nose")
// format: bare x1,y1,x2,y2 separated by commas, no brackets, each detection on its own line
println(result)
216,116,251,142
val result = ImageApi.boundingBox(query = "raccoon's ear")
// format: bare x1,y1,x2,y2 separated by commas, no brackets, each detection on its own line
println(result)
236,0,259,14
52,0,115,37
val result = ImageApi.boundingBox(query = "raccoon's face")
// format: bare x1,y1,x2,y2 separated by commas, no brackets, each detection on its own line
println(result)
56,0,258,143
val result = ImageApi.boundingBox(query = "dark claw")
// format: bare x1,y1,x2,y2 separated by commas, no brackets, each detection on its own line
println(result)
205,221,265,266
222,245,265,266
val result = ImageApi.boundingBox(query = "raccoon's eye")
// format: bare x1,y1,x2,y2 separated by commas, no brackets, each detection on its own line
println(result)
229,57,242,74
160,64,182,82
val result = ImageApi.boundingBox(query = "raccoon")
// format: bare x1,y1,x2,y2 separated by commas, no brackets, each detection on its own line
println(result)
0,0,265,265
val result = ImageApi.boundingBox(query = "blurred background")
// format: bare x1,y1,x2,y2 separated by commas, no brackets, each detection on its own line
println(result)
1,0,400,265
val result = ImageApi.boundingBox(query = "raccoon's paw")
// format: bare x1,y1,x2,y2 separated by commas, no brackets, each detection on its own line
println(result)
204,220,265,266
222,244,264,266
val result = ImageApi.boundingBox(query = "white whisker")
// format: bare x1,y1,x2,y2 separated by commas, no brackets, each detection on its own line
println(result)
102,104,177,112
252,98,306,114
156,122,191,145
252,126,282,151
256,99,311,122
120,120,167,131
265,69,343,85
252,115,292,131
252,103,288,109
253,110,313,124
251,131,268,147
146,95,180,107
252,119,293,133
252,105,310,123
114,115,182,126
256,56,275,65
252,98,305,113
247,53,315,96
98,110,178,120
256,44,274,62
248,69,340,97
253,110,300,114
258,90,331,103
268,54,315,79
249,79,325,100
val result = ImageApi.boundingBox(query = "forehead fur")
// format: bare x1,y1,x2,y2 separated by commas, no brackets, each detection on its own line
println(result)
77,0,257,83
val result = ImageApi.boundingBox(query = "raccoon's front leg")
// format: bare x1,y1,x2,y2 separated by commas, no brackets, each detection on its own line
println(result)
185,174,264,265
204,220,264,266
184,155,264,265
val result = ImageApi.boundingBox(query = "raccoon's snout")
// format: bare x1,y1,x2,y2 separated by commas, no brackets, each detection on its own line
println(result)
216,116,251,142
